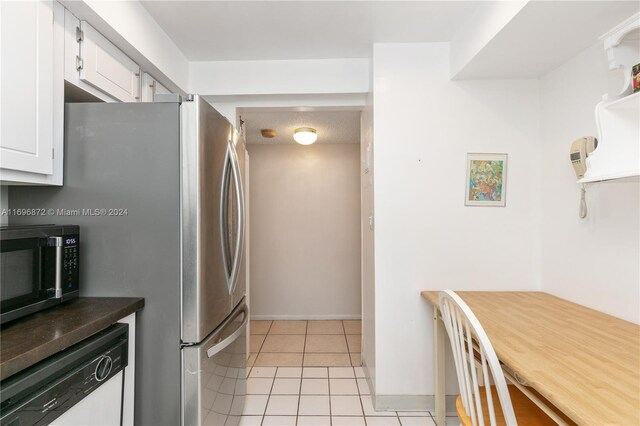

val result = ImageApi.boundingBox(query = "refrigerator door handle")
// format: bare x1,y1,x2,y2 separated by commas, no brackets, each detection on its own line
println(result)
219,145,233,293
228,144,245,296
206,302,248,358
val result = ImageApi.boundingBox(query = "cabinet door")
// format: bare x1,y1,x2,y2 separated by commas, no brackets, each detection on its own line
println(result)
63,9,114,103
79,21,140,102
141,72,171,102
0,0,54,175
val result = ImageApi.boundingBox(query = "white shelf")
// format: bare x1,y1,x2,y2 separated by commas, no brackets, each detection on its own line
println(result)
579,170,639,183
604,91,640,110
581,13,640,184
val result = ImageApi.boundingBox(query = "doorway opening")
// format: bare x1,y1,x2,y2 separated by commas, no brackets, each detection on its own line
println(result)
238,107,364,371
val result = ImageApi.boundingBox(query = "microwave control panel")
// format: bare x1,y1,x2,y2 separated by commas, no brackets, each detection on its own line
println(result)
62,235,79,292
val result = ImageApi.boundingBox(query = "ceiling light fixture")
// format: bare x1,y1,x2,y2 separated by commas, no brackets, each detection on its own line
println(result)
293,127,317,145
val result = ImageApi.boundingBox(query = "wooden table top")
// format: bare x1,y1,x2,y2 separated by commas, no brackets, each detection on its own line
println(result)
421,291,640,426
0,297,144,380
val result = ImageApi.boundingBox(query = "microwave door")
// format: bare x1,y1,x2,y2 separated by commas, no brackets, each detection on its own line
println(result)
181,299,248,426
0,238,45,311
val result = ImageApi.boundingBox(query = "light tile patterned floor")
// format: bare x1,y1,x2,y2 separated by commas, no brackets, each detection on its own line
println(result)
245,320,460,426
249,320,362,368
242,365,445,426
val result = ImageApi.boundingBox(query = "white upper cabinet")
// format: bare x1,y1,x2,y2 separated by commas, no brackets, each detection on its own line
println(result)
141,72,171,102
63,9,113,102
1,2,174,185
77,21,141,102
1,0,64,185
1,0,54,176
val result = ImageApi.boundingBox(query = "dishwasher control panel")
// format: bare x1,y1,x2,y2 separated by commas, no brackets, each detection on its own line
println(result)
0,323,128,426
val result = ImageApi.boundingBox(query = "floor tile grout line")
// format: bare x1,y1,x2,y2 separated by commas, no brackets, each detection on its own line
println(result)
261,366,279,423
256,332,268,355
265,319,274,335
302,321,308,368
327,368,333,425
295,364,303,420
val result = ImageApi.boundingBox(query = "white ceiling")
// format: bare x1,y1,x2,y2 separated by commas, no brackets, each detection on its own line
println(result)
454,1,640,79
240,109,361,145
141,1,480,61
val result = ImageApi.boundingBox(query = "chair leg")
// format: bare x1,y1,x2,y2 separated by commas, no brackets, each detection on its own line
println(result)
434,309,446,426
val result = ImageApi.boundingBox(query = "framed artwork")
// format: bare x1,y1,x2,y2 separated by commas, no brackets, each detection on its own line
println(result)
465,153,507,207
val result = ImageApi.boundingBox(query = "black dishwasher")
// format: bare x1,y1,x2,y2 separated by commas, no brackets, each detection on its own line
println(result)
0,323,128,426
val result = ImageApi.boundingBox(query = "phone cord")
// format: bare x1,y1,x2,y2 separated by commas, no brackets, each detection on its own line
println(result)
579,184,587,219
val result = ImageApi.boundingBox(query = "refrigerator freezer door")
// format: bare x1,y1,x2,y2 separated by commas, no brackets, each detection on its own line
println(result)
182,299,248,426
181,96,244,343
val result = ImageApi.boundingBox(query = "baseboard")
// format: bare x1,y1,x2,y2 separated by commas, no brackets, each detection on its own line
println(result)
360,356,457,414
250,314,362,320
372,394,458,414
361,355,376,408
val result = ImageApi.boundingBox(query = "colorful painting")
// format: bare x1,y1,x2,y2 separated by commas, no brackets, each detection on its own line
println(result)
465,153,507,207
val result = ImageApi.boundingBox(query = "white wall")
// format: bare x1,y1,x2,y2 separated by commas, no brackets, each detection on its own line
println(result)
247,143,362,319
360,93,376,389
208,94,368,131
449,1,528,78
540,42,640,324
371,43,541,401
194,58,370,126
191,58,370,96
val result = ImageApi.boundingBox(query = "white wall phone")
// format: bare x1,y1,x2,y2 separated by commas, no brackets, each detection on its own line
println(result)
569,136,598,179
569,136,598,218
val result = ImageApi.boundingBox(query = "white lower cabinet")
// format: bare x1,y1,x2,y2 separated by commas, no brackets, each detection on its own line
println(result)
118,313,137,426
0,0,64,185
49,371,124,426
49,313,137,426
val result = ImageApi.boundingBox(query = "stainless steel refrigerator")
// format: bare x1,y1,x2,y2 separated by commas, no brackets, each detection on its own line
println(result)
9,95,248,426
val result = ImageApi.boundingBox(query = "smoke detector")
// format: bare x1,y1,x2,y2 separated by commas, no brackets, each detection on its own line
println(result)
261,129,277,138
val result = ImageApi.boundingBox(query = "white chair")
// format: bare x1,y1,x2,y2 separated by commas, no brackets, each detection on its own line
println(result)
439,290,557,426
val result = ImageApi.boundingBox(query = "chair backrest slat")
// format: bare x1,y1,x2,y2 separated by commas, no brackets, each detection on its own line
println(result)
467,322,485,426
439,290,518,426
480,348,497,425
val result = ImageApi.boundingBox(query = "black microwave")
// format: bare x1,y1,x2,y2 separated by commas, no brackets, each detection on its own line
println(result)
0,225,79,324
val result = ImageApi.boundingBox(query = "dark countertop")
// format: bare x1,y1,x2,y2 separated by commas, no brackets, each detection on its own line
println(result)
0,297,144,380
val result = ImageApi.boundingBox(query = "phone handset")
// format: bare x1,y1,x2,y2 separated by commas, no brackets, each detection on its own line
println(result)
569,136,598,179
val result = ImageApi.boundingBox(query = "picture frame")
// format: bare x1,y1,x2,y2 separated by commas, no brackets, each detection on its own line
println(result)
465,153,508,207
